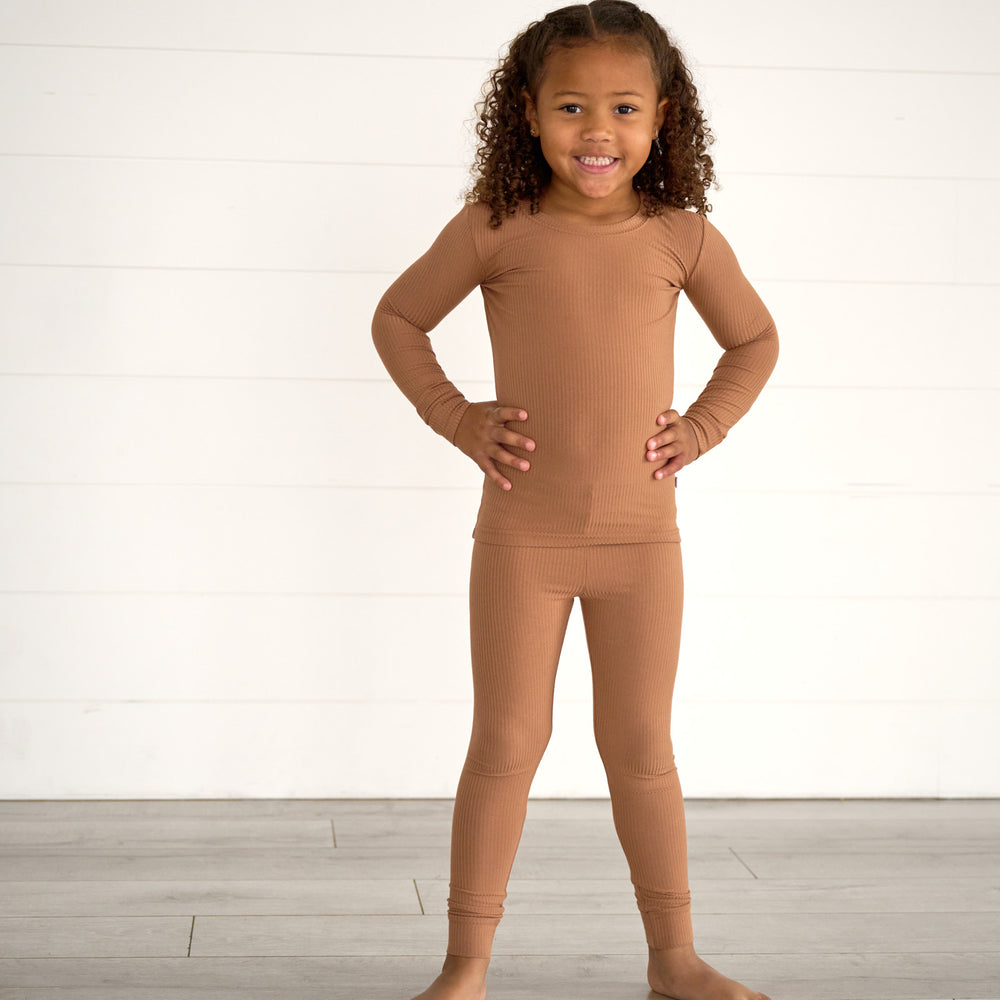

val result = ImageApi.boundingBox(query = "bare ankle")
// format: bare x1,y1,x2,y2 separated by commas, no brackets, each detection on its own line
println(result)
410,955,489,1000
647,944,770,1000
648,942,698,968
442,953,490,976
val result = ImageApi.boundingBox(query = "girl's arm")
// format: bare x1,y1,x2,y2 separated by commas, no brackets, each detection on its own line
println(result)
646,216,779,476
371,205,536,489
371,206,485,444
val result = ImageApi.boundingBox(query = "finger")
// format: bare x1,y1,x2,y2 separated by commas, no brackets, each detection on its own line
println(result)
655,409,679,427
654,455,685,479
479,456,513,491
489,445,531,472
646,430,679,452
493,406,529,423
496,427,536,452
646,448,680,465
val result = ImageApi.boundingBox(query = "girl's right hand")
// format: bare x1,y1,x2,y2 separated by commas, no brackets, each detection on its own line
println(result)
454,401,535,491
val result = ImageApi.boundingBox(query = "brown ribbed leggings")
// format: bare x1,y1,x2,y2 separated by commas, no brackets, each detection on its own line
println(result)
447,539,692,958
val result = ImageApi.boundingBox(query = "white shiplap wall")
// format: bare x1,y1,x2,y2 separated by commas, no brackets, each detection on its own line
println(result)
0,0,997,799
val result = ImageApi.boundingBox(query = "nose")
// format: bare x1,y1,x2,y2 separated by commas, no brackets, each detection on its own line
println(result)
580,110,613,142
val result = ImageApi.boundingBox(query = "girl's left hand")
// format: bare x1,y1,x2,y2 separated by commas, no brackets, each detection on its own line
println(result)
646,409,699,479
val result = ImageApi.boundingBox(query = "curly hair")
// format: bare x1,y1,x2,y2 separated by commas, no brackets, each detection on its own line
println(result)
467,0,717,227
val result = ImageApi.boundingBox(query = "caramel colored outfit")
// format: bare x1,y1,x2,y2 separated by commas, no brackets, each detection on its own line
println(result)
372,199,778,957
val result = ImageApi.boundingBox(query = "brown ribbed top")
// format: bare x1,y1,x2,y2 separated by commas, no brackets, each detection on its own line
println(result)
372,199,778,546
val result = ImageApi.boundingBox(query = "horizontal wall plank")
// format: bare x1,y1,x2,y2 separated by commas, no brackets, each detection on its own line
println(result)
0,700,993,798
0,701,473,799
715,174,998,286
0,158,469,271
0,485,992,597
0,48,485,167
937,701,1000,797
1,378,996,492
678,700,999,798
676,597,1000,702
0,485,995,597
0,267,433,379
0,593,472,702
1,158,997,282
0,0,544,60
0,0,995,72
731,282,999,390
1,265,997,390
3,46,996,178
1,594,996,702
702,67,999,179
679,490,999,600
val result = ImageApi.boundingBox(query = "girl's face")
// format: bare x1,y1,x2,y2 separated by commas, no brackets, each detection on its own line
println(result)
524,40,668,222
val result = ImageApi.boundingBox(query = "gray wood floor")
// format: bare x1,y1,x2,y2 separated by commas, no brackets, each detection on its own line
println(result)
0,798,997,1000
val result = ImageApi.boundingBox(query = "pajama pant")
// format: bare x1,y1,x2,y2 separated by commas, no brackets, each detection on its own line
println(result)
447,539,693,958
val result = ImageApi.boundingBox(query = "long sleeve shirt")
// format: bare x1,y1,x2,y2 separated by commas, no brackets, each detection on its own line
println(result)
371,199,778,546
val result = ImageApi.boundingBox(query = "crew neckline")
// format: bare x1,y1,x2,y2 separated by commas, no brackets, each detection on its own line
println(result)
528,202,648,234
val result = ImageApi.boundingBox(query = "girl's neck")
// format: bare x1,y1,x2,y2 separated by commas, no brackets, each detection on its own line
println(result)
538,186,642,226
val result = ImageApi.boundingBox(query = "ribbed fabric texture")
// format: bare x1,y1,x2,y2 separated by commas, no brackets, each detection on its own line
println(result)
371,200,778,959
447,540,692,958
371,199,778,546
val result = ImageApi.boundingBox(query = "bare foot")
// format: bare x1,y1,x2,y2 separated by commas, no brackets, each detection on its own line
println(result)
409,954,489,1000
647,943,771,1000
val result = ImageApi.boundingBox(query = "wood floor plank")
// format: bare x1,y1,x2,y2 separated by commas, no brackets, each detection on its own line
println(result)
0,847,445,881
0,878,420,916
2,954,1000,1000
336,799,1000,848
0,797,994,822
688,820,1000,851
0,819,332,849
525,798,1000,821
187,911,1000,957
733,849,1000,879
415,875,1000,915
3,815,992,860
0,844,746,881
189,913,448,957
505,843,747,880
0,799,448,821
0,916,192,958
0,955,437,992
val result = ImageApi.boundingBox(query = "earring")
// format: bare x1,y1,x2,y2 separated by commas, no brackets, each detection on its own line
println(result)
653,136,663,154
530,128,538,137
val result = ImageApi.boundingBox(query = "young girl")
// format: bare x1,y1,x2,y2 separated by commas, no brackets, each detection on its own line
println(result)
371,3,778,998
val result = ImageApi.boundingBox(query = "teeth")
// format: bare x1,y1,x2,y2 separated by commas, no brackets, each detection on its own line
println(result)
579,156,615,165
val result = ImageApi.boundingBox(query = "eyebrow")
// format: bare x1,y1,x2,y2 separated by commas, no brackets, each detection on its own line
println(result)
551,90,645,98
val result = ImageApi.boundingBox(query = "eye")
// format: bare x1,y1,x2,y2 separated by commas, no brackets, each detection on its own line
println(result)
558,103,583,114
615,104,638,115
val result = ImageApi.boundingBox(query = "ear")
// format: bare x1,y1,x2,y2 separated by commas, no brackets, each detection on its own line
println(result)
654,96,669,134
523,89,539,136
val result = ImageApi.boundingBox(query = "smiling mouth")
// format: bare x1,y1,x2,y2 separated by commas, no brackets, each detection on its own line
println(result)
574,155,619,174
